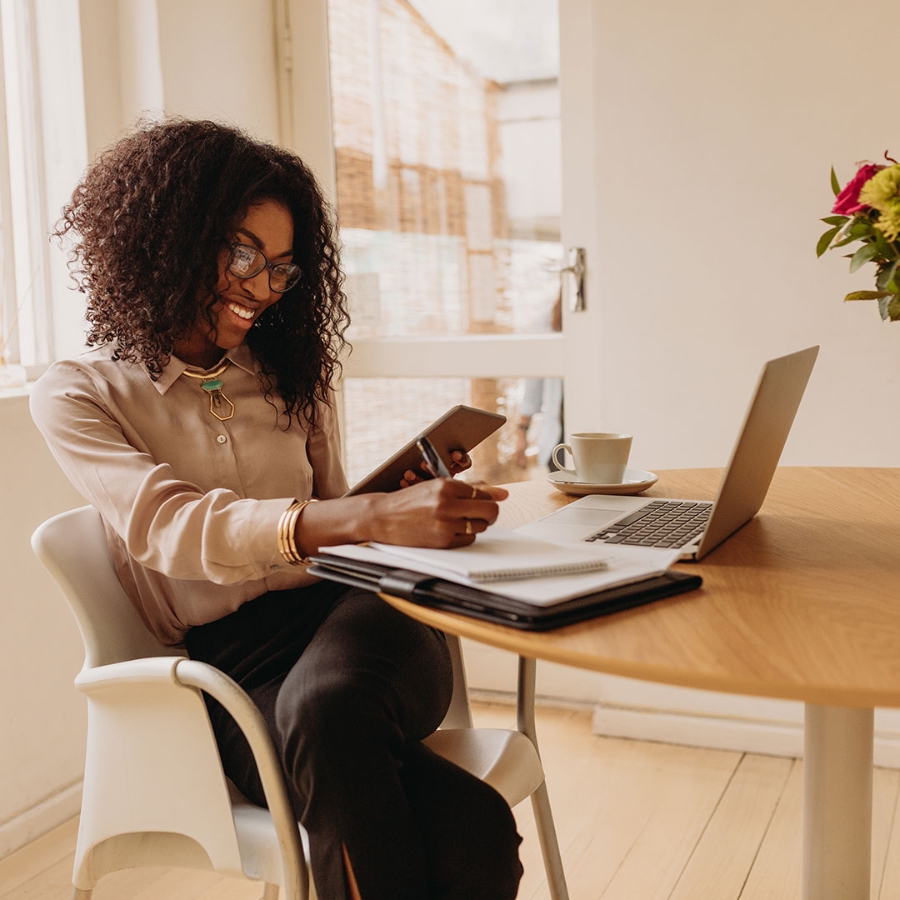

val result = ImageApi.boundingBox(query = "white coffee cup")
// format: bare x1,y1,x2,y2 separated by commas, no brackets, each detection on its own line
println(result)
551,432,632,484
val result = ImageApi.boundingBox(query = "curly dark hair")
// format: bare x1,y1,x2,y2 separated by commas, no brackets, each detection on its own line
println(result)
55,117,350,427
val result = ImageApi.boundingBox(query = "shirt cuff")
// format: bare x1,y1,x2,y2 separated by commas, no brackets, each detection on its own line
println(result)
242,497,301,576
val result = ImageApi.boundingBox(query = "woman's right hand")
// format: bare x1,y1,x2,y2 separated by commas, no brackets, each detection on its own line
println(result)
293,478,509,557
368,477,508,548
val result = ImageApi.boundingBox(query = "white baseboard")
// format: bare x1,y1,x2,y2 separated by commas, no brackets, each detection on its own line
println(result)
464,643,900,768
591,704,900,769
0,781,82,860
591,704,804,758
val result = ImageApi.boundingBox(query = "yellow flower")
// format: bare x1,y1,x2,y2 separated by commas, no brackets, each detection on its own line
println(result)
859,164,900,242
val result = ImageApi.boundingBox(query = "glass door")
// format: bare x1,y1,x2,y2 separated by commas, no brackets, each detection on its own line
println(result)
323,0,564,487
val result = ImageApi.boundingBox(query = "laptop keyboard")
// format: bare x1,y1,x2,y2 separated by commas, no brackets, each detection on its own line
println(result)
584,499,714,548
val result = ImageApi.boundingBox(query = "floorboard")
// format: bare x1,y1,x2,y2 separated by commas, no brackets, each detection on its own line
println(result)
4,702,898,900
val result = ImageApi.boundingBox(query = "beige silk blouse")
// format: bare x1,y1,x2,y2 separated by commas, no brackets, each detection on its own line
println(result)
30,342,349,645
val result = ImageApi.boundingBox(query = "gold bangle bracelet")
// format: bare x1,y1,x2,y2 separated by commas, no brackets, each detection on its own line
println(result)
283,503,303,564
278,500,300,563
278,498,318,565
286,503,305,562
277,502,297,562
283,505,301,561
291,498,318,564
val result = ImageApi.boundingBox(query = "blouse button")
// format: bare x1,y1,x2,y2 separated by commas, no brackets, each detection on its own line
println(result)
216,434,228,444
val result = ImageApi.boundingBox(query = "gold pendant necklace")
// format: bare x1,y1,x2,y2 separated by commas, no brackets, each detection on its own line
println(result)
182,360,235,421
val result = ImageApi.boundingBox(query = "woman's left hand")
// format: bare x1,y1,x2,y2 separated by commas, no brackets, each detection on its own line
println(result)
400,449,472,488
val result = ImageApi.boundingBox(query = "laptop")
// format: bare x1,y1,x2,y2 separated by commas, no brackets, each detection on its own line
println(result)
518,345,819,561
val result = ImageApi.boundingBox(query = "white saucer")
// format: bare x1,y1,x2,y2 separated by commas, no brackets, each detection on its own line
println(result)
546,468,659,496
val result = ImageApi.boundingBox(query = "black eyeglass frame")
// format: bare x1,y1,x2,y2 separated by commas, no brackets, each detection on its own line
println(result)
226,242,302,293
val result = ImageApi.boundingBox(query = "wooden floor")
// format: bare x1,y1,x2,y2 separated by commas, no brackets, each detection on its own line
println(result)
5,701,900,900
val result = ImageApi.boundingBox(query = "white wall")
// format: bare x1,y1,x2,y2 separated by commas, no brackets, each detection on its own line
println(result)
560,0,900,474
155,0,281,140
80,0,282,156
0,393,85,857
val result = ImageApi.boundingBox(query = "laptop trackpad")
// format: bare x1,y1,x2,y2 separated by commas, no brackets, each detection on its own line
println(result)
548,506,625,528
518,495,648,543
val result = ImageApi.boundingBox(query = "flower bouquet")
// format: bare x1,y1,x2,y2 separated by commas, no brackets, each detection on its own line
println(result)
817,154,900,320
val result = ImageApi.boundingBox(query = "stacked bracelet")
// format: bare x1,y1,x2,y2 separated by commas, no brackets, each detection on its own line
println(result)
277,498,318,565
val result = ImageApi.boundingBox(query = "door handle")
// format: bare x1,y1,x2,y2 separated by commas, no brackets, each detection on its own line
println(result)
558,247,586,312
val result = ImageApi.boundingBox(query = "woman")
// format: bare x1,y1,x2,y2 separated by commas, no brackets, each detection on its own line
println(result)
31,118,522,900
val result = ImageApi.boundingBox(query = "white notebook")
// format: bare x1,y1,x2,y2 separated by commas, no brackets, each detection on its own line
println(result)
320,531,681,606
332,528,608,583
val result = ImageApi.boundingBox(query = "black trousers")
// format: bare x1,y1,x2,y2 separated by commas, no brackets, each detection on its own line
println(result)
184,582,523,900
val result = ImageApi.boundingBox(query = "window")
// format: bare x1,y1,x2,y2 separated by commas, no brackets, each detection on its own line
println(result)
326,0,563,485
0,0,87,386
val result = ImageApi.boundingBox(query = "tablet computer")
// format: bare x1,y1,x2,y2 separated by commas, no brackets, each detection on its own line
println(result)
344,405,506,495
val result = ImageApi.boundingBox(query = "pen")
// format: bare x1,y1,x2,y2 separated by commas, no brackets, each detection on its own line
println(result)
416,436,452,479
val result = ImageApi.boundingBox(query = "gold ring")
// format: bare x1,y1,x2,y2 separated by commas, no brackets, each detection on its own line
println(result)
470,485,478,499
465,518,473,535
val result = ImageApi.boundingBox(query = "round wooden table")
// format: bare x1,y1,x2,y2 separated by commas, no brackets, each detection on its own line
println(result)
380,468,900,900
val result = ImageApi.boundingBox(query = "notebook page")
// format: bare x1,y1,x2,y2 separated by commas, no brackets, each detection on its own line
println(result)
366,528,609,582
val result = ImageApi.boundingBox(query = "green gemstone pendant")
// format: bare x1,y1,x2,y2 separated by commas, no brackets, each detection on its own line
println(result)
201,379,234,421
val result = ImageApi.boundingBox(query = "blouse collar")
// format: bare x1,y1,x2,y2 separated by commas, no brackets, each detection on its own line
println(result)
151,342,258,395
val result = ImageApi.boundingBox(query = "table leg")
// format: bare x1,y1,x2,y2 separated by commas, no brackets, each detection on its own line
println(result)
803,704,874,900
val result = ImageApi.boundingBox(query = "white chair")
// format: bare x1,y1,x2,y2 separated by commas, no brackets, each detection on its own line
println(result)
33,505,569,900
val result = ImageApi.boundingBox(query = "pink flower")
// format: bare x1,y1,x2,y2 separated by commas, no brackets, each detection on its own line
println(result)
832,163,885,215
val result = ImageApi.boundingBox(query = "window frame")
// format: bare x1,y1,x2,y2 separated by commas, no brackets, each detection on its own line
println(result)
0,0,88,382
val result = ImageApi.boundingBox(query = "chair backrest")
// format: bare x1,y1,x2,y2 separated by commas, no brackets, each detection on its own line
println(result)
31,505,175,669
33,505,280,890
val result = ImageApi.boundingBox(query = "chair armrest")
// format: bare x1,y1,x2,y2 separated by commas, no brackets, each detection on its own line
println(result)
74,655,186,691
74,655,308,900
174,659,307,900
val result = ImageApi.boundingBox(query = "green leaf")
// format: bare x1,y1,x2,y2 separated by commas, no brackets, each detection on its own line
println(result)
816,225,842,257
831,222,875,249
821,215,849,226
876,259,900,291
849,243,879,272
872,230,899,261
878,293,900,321
831,166,841,196
846,219,875,238
844,290,893,301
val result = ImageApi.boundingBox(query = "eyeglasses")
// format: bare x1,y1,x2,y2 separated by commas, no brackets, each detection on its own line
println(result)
227,242,302,293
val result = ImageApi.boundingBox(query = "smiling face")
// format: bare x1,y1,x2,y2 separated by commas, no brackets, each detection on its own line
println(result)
174,198,295,368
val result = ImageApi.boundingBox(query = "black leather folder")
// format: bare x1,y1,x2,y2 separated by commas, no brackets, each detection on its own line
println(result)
307,553,702,631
